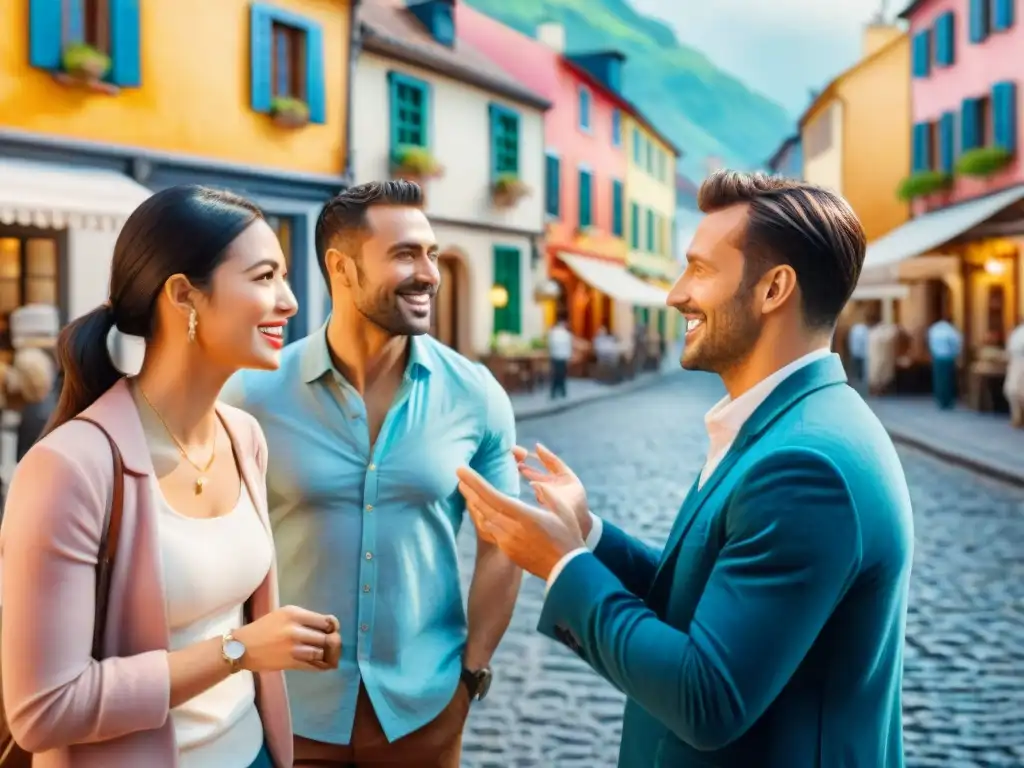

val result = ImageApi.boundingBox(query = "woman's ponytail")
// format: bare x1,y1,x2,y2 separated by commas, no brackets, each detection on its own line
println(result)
43,304,122,436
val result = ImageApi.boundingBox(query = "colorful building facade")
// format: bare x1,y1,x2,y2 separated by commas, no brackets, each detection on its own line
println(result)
457,8,670,355
855,0,1022,370
0,0,355,359
354,0,549,356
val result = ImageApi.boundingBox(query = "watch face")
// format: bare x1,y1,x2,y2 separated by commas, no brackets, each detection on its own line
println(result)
476,669,492,699
224,639,246,661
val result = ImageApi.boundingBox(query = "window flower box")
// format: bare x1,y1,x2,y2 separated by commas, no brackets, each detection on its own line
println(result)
390,145,444,184
491,173,530,209
271,96,310,129
896,170,953,201
55,43,117,94
955,146,1013,178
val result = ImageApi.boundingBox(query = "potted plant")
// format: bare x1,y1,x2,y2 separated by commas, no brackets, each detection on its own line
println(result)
270,96,310,128
491,173,530,209
390,145,444,185
61,42,110,83
895,170,953,202
955,146,1013,178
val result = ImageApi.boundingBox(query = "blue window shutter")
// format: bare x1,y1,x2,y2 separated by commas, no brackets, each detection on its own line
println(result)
488,104,500,177
545,154,560,216
994,0,1014,30
912,31,930,77
630,202,639,248
578,170,592,228
969,0,989,42
28,0,62,69
912,123,931,171
611,180,623,236
939,113,955,171
961,98,979,149
993,81,1017,152
936,13,955,65
304,20,325,123
109,0,141,86
250,4,273,113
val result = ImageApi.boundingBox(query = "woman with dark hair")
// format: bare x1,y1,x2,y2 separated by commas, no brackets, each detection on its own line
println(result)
0,185,341,768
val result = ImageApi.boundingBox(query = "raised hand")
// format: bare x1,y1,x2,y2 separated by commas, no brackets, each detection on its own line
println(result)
513,443,591,538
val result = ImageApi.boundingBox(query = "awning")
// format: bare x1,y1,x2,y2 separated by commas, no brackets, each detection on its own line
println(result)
557,251,668,308
0,158,153,232
862,183,1024,271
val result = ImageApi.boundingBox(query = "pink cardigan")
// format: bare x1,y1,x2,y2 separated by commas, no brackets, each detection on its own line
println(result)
0,379,293,767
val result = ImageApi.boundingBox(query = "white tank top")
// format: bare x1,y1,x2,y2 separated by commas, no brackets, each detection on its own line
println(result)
155,480,273,768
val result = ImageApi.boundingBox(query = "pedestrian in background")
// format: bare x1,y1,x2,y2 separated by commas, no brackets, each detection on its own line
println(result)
547,314,573,399
1005,320,1024,427
847,315,869,384
927,315,962,410
1,185,341,768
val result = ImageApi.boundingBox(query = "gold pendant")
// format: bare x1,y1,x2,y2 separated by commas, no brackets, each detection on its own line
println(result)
195,477,206,495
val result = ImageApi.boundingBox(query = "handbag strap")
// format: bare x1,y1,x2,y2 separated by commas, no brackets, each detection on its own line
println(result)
73,417,125,661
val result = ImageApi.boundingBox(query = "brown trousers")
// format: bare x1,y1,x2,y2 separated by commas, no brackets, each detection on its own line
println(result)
294,683,470,767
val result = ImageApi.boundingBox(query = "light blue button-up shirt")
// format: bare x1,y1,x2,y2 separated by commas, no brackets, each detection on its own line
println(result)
220,324,519,744
927,320,962,360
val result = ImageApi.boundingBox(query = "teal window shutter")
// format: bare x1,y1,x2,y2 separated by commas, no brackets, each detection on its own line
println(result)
630,202,639,248
250,4,273,112
109,0,141,87
390,72,430,152
492,247,521,334
304,20,325,123
578,169,592,228
28,0,62,69
936,13,955,65
994,0,1014,30
969,0,989,42
611,180,623,236
578,87,590,130
489,103,521,176
961,98,979,149
912,30,931,76
993,81,1017,152
545,154,560,217
633,128,641,162
645,208,654,250
939,112,955,171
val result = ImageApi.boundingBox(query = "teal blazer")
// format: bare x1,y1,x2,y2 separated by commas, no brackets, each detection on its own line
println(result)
539,355,913,767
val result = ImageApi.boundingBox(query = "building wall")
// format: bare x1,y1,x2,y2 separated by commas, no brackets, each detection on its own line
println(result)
838,34,911,242
0,0,351,176
624,116,677,278
802,101,845,196
909,0,1024,207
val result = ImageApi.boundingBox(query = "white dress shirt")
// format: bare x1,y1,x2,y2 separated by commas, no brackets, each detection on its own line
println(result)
545,347,835,594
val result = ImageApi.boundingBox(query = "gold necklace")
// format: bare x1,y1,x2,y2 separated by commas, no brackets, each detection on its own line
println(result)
136,384,217,495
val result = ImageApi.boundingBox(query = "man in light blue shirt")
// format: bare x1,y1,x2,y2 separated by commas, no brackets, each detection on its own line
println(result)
927,315,962,410
220,180,522,766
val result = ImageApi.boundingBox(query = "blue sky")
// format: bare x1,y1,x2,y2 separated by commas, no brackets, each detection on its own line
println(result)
630,0,902,118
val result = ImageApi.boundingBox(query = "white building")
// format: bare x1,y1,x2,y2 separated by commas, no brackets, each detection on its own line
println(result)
354,0,550,356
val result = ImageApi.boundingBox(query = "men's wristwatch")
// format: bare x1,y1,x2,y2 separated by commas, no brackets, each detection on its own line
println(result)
461,666,492,702
221,632,247,674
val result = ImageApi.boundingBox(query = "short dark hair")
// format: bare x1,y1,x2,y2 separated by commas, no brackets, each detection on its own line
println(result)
314,180,423,282
697,170,866,329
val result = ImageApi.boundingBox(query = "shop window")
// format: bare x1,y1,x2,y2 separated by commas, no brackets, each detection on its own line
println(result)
0,235,60,350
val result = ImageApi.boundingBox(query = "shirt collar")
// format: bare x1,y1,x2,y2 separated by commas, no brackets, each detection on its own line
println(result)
300,320,434,384
704,347,834,447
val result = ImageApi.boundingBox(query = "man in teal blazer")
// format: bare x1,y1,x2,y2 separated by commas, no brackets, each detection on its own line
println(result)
458,171,913,767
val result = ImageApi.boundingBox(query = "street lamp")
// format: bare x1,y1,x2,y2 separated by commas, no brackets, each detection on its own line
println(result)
489,284,509,308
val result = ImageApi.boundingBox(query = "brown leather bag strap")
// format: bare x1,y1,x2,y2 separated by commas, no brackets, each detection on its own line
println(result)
73,417,126,661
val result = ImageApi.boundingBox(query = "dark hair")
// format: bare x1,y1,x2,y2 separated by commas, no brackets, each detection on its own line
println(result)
314,180,423,283
46,185,262,434
697,170,866,329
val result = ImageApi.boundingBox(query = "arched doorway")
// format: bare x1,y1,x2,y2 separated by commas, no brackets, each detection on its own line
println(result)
431,251,465,352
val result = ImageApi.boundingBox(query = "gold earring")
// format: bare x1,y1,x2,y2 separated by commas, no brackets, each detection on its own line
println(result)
187,307,197,343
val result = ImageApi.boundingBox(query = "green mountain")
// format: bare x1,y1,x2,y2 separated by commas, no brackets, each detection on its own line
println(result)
463,0,794,180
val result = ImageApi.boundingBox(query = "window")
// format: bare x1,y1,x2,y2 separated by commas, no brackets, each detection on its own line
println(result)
578,169,593,228
272,21,306,100
545,153,560,217
492,246,521,334
804,106,833,158
389,72,430,150
646,208,655,251
969,0,990,42
611,180,623,237
578,87,591,130
935,12,955,66
912,122,932,171
992,0,1015,31
633,128,642,163
29,0,140,85
489,103,521,176
960,96,992,150
250,4,326,123
645,139,653,172
0,235,60,350
612,109,622,146
630,202,640,248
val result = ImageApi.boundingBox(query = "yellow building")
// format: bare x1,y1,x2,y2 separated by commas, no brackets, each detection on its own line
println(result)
0,0,354,350
623,113,681,348
800,24,911,246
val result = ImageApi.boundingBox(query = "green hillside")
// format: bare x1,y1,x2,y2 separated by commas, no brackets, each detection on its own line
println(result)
463,0,793,179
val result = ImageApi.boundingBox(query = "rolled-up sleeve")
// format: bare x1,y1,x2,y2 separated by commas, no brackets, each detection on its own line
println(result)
469,366,520,497
1,444,170,753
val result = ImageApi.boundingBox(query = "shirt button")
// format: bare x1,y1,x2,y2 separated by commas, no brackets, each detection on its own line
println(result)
365,504,373,511
360,623,369,632
363,584,371,593
365,551,373,560
368,463,376,471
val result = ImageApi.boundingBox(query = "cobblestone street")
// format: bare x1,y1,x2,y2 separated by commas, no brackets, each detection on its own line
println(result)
458,372,1024,768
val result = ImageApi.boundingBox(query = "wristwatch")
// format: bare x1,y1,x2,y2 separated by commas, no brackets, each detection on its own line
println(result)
221,632,247,674
461,666,493,701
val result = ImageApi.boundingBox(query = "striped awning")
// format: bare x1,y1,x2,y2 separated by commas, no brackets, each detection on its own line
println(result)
0,158,153,232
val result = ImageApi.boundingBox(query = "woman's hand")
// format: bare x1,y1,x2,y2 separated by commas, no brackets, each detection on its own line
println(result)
233,605,342,672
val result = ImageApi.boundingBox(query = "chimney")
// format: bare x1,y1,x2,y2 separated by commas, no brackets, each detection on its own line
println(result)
537,21,565,53
568,51,626,93
862,23,901,58
407,0,456,47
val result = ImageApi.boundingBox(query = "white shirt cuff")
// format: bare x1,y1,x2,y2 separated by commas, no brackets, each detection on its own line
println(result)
544,513,604,596
585,512,603,549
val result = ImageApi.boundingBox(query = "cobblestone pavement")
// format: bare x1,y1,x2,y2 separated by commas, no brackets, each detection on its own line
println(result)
458,371,1024,768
